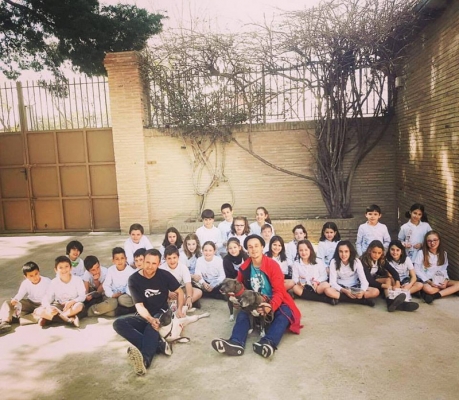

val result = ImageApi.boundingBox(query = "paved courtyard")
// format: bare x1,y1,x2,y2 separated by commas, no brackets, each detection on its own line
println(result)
0,234,458,400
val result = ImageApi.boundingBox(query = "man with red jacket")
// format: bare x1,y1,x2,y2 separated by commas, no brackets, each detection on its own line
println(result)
212,234,302,358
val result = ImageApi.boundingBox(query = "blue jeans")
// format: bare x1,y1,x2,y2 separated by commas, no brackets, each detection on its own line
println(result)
229,304,293,348
113,315,159,367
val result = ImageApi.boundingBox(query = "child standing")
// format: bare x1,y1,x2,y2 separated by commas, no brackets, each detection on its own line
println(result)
0,262,51,333
360,240,416,312
223,237,248,279
414,231,459,304
36,256,86,327
194,241,226,299
329,241,379,306
228,216,250,248
179,233,202,275
159,227,183,257
218,203,234,255
196,209,223,253
92,247,135,316
356,204,391,256
66,240,86,278
160,245,202,311
292,240,336,304
83,255,108,317
124,223,153,267
285,225,307,269
386,240,423,309
317,222,341,272
398,203,432,261
249,207,274,236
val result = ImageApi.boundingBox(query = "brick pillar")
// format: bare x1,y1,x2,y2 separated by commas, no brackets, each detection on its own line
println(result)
104,51,150,233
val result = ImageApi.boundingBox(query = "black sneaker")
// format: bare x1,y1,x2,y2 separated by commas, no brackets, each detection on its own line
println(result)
387,293,406,312
420,291,434,304
127,346,146,376
397,301,419,311
211,339,244,356
0,321,12,334
364,299,375,307
253,342,275,359
193,299,202,309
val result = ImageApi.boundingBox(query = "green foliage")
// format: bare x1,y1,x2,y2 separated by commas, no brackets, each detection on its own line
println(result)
0,0,165,79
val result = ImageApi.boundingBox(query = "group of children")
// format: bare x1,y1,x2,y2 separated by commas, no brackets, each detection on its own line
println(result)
1,202,458,336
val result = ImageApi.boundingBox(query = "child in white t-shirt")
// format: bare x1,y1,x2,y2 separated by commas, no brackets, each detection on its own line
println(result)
355,204,390,256
196,209,223,252
66,240,86,278
91,247,135,316
218,203,234,256
82,255,108,317
35,256,86,327
161,245,202,312
0,262,51,333
124,223,153,267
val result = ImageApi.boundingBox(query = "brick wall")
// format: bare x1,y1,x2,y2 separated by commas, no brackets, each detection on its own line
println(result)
144,121,397,238
395,2,459,278
104,52,150,233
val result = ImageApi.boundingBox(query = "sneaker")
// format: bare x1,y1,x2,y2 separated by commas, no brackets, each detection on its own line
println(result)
330,298,339,306
253,342,275,359
38,318,48,328
387,293,406,312
127,346,146,376
211,339,244,356
364,299,375,307
397,301,419,312
0,321,12,334
71,316,80,328
157,340,173,356
193,299,202,309
424,294,434,304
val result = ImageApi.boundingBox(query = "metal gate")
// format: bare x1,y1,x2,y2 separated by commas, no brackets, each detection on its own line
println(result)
0,79,119,232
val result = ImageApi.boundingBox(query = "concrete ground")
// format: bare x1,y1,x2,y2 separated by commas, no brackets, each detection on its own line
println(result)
0,233,458,400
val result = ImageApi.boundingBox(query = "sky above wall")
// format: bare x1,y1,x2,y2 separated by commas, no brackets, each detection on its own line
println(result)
103,0,323,31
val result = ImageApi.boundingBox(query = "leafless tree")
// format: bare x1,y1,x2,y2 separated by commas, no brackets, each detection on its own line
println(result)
143,0,420,218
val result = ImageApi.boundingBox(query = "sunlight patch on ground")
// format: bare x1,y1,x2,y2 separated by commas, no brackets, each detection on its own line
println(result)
0,236,71,260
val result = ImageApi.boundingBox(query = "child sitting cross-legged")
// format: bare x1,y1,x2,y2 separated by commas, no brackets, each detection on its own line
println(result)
0,262,51,334
90,247,136,317
292,240,336,305
35,256,86,328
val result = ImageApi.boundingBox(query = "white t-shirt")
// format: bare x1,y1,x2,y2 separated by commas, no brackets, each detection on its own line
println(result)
13,276,51,304
329,259,369,291
82,266,108,289
398,221,432,261
292,259,328,285
196,226,223,251
124,236,153,266
195,256,225,288
317,240,338,267
414,250,449,282
103,265,135,297
42,275,86,305
160,262,191,285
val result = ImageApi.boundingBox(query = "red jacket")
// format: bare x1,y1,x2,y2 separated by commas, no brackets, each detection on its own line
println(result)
237,255,302,334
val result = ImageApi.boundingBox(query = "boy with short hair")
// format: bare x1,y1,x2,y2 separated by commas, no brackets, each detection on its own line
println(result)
36,256,86,328
124,223,153,267
133,248,146,270
160,245,202,311
218,203,234,256
286,225,308,268
196,209,223,253
83,255,107,317
0,262,51,333
356,204,391,256
66,240,85,277
261,224,274,253
91,247,135,317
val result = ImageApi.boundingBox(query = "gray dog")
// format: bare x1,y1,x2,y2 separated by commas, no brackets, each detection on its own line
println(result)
239,290,271,337
219,278,245,321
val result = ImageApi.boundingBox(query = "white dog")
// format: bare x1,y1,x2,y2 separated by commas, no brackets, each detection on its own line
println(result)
158,309,210,343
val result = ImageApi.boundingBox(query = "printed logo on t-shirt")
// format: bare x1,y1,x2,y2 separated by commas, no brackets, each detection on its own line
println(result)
144,289,161,297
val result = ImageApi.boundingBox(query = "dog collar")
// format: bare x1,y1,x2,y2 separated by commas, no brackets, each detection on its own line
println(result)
233,286,245,297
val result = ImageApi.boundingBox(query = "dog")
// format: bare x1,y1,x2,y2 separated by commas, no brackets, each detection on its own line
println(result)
219,278,246,321
158,309,210,344
238,290,272,337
